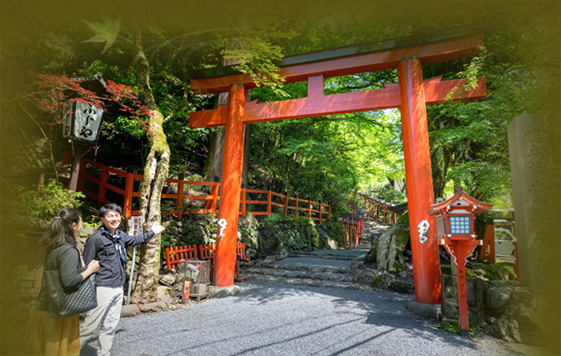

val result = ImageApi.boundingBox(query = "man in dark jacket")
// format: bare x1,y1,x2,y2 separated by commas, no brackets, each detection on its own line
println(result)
80,203,165,356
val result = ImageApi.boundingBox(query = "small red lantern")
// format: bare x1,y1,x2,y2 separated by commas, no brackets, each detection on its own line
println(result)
429,187,492,336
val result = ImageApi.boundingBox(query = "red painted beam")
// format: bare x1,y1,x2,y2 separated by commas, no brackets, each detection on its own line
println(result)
188,77,486,128
190,33,484,94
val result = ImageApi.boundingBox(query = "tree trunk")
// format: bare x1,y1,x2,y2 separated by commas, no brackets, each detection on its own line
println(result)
205,122,251,188
130,30,170,304
204,39,251,188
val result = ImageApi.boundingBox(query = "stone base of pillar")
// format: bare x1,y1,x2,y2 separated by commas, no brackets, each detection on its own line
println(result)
405,300,441,320
209,285,241,299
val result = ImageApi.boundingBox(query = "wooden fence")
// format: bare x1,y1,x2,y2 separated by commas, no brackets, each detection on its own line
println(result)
77,157,330,222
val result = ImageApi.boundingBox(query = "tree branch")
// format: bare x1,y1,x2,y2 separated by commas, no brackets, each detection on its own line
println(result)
164,102,188,123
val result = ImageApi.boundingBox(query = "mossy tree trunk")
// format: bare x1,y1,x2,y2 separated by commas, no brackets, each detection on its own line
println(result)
131,30,170,303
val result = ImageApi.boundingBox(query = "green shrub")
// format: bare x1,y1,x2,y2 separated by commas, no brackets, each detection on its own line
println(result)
18,179,85,220
437,322,481,336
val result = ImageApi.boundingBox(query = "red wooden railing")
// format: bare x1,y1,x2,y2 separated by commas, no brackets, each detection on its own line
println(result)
78,157,330,222
351,191,401,224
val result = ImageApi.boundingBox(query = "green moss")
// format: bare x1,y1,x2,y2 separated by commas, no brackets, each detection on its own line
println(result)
395,229,410,246
371,275,385,287
392,261,405,273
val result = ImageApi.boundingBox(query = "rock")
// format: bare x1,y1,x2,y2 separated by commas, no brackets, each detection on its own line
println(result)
485,287,512,317
325,238,338,250
263,256,277,264
166,226,178,235
160,295,174,306
349,260,363,271
508,320,522,343
196,220,209,227
209,285,241,298
156,285,173,300
196,226,206,238
490,315,509,339
277,249,289,259
505,289,545,345
173,281,185,292
159,273,177,286
121,304,140,317
389,279,415,294
371,273,394,289
139,301,167,313
356,270,376,285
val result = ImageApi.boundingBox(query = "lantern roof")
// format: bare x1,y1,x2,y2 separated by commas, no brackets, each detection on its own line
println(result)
429,187,493,216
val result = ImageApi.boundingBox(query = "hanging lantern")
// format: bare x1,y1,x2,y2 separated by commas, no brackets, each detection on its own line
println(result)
62,73,107,145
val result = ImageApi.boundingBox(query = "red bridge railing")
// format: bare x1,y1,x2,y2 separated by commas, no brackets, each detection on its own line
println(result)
77,157,330,222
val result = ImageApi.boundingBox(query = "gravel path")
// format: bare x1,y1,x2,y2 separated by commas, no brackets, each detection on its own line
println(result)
82,280,544,356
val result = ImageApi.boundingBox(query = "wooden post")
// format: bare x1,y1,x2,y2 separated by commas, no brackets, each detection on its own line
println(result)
177,180,184,219
98,167,109,206
440,239,482,336
267,190,272,215
77,157,86,192
68,144,84,192
241,188,246,216
210,183,219,214
124,173,134,219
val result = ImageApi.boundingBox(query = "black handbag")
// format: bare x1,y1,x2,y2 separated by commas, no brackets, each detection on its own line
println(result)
43,246,98,318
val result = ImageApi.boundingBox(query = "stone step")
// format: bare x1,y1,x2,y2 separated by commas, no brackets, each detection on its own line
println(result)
289,247,371,261
288,252,361,261
242,274,373,291
243,267,353,283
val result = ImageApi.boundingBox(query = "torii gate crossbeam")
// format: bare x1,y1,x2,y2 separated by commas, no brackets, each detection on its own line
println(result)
189,32,486,305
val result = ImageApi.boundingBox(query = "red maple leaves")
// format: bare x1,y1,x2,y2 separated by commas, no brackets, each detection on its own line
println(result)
28,72,150,130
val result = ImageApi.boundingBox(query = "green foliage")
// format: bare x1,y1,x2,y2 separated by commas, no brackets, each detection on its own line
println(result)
247,66,407,216
437,322,481,336
18,179,85,220
222,26,298,98
82,14,122,54
368,185,407,204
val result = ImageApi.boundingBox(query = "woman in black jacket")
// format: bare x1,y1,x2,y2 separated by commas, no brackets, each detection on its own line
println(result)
25,208,99,356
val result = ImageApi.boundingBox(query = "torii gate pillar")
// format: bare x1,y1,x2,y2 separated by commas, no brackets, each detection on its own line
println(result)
214,83,247,286
398,57,441,304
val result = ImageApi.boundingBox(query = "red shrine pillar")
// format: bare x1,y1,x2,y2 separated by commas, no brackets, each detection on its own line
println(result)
214,83,247,286
398,57,441,304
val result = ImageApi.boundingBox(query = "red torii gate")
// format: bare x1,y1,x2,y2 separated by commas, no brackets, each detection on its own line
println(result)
188,31,486,305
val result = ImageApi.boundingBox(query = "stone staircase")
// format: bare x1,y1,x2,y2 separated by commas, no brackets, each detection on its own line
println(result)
240,217,392,290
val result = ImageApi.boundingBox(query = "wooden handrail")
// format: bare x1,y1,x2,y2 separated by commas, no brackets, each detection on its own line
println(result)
78,156,330,221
